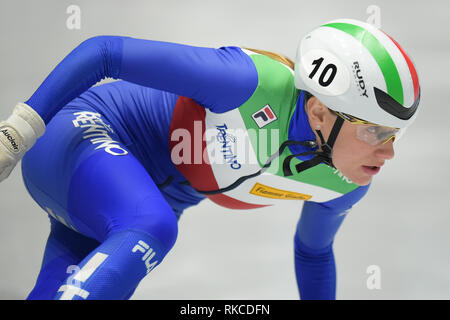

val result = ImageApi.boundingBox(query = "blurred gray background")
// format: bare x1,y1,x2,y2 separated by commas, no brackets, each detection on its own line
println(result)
0,0,448,300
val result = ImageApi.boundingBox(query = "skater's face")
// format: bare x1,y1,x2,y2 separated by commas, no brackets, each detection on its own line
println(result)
305,96,395,186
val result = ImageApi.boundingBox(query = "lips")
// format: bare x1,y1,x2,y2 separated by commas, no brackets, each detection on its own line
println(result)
362,165,381,175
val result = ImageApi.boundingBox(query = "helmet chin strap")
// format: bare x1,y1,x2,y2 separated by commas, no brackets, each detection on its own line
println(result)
283,115,344,176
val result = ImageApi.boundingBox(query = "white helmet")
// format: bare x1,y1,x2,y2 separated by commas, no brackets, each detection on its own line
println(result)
294,18,421,129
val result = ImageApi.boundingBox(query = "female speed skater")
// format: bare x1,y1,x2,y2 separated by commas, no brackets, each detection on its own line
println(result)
0,18,420,299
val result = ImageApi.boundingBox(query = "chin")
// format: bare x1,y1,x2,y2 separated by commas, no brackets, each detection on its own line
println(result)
353,178,372,186
337,167,372,186
333,164,371,186
349,174,372,186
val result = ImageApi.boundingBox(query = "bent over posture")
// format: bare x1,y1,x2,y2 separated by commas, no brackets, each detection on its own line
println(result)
0,19,420,299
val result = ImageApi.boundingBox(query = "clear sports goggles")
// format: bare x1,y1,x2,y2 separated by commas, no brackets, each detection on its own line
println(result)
330,110,403,146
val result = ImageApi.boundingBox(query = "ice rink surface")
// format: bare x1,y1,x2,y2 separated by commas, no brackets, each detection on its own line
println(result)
0,0,449,299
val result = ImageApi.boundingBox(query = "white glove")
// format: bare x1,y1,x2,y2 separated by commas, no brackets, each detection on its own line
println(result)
0,102,46,182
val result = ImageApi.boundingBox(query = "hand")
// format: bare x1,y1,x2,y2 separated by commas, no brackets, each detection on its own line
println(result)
0,103,45,183
0,123,22,181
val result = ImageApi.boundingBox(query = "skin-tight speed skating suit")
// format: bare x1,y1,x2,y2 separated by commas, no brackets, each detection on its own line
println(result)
20,36,369,299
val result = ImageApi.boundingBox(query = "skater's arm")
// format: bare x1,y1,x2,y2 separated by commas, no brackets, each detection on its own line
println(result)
26,36,258,124
293,184,370,299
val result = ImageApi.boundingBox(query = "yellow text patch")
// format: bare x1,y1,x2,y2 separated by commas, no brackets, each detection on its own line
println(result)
249,183,312,200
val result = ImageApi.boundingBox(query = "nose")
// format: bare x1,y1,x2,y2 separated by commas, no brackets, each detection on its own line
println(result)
375,139,395,160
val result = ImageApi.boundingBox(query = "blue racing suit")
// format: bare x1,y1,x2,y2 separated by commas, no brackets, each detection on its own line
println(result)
20,36,369,299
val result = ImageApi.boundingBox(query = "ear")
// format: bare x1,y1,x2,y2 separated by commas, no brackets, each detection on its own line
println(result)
305,96,328,129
